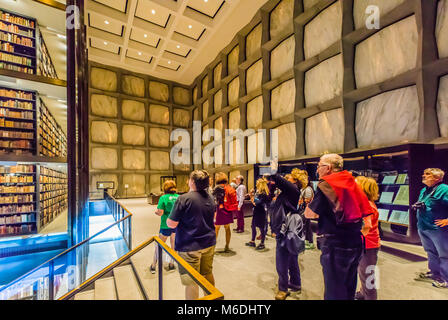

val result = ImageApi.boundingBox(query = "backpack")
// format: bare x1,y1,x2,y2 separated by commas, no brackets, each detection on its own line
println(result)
212,185,226,205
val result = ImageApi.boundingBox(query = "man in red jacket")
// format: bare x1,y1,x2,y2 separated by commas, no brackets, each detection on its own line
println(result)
304,153,373,300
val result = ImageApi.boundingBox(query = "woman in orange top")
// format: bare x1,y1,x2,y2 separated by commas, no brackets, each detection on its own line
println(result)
355,176,381,300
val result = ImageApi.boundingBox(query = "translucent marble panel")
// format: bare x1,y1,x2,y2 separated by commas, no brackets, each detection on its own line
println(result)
214,90,222,114
91,121,117,144
356,86,420,148
176,175,189,193
214,117,223,133
193,86,198,103
173,109,190,128
149,105,170,125
122,149,146,170
271,79,295,120
228,46,239,75
247,132,266,163
91,147,118,170
305,54,343,107
202,75,209,96
149,175,162,194
91,94,117,118
229,170,241,182
122,75,145,97
270,36,295,80
202,101,209,121
248,169,254,191
270,0,294,39
122,125,145,146
174,163,191,172
149,127,170,147
228,77,240,106
436,0,448,58
91,68,117,92
150,151,170,170
149,81,169,102
303,0,320,11
355,16,418,88
247,96,264,129
438,75,448,138
306,109,344,155
276,122,296,160
246,24,262,58
228,108,240,130
353,0,406,29
214,63,222,88
193,108,199,121
304,1,342,59
228,139,243,165
91,174,118,195
122,100,145,121
246,60,263,93
173,87,190,106
122,174,146,196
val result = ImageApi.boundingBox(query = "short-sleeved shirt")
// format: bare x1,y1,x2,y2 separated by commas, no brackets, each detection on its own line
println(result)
308,187,362,247
168,190,217,252
157,193,179,229
417,183,448,231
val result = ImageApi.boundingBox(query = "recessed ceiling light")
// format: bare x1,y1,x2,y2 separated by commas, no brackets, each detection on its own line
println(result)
204,0,208,2
144,34,148,38
104,41,108,45
151,9,156,14
104,20,109,25
138,52,142,56
168,61,171,64
176,45,180,49
188,25,192,29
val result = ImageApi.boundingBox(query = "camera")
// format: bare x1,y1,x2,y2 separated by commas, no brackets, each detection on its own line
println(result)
411,201,426,211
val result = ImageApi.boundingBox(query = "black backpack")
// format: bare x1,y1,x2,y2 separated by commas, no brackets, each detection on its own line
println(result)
212,185,226,205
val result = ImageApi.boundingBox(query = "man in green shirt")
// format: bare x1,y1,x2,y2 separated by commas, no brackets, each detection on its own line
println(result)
414,168,448,288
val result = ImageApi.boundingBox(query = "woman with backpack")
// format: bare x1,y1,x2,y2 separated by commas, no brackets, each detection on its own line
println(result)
246,178,271,250
213,172,238,253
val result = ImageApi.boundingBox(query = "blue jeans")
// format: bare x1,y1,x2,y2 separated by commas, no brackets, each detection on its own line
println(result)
418,228,448,282
276,240,301,292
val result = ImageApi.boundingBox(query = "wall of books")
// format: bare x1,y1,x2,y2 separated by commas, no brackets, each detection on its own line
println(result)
39,99,67,158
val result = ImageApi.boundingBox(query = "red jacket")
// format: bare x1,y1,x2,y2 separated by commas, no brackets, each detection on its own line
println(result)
221,184,238,211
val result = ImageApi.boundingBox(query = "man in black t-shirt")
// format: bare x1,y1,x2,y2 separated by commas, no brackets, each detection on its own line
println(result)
167,170,217,300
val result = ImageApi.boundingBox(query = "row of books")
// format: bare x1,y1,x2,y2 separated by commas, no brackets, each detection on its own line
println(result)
0,213,35,224
40,189,66,200
0,31,33,47
0,88,34,100
0,204,34,214
0,100,34,110
40,199,67,225
0,22,34,38
0,148,32,156
0,164,34,173
40,183,66,192
0,194,34,204
40,194,65,209
0,11,35,29
0,61,33,74
0,118,34,129
40,166,66,178
0,185,35,193
0,52,33,66
39,102,66,157
0,130,33,139
0,139,32,149
0,108,34,119
0,224,33,235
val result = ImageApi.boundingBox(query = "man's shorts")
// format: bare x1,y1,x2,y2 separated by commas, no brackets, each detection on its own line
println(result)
159,228,176,237
177,245,215,286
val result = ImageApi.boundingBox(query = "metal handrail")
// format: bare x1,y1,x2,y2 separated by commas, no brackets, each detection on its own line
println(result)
59,236,224,301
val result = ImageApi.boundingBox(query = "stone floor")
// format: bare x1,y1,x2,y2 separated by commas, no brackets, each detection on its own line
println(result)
120,197,448,300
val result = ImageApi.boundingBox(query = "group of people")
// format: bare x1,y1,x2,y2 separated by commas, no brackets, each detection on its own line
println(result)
148,153,448,300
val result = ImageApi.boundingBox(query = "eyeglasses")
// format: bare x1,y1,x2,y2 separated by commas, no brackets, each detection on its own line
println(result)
317,164,329,169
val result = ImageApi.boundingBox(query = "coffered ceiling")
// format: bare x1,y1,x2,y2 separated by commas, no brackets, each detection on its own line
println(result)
85,0,269,85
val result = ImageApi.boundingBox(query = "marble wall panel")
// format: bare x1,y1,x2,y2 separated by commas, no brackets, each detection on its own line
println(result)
276,122,296,160
214,90,222,114
91,174,118,195
228,46,239,75
304,1,342,59
91,147,118,169
305,109,344,155
229,170,241,182
91,121,118,144
122,75,145,97
122,125,146,146
248,168,254,191
437,0,448,59
149,81,169,102
356,86,420,148
355,16,418,88
122,100,145,121
270,0,294,39
150,151,170,170
246,24,262,58
228,139,243,165
214,117,223,135
149,127,170,147
228,108,240,130
173,87,190,106
91,95,118,118
438,74,448,138
303,0,320,11
176,175,189,193
122,174,146,196
193,86,198,103
214,63,222,88
149,105,170,125
246,60,263,93
173,109,190,128
173,163,191,172
305,54,343,107
149,175,162,194
353,0,406,30
202,75,209,96
91,68,117,92
122,149,146,170
247,132,266,163
247,96,264,128
202,101,209,121
193,108,199,121
270,36,295,80
271,79,295,120
228,77,240,106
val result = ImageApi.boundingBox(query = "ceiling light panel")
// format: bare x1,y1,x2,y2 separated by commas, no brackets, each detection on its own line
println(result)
174,17,205,40
88,12,124,36
126,48,152,63
90,37,120,54
187,0,225,18
158,59,181,71
135,0,171,28
165,42,191,57
93,0,128,12
130,28,160,47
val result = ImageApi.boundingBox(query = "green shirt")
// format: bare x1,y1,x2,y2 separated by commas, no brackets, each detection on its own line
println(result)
417,184,448,230
157,193,179,229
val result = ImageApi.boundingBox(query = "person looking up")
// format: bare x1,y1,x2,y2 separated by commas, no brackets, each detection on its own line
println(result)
234,175,247,233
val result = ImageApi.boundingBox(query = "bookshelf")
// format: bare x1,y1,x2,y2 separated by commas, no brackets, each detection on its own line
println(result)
38,166,67,229
38,98,67,158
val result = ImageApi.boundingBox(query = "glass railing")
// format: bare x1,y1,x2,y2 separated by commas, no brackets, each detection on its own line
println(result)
0,197,132,300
